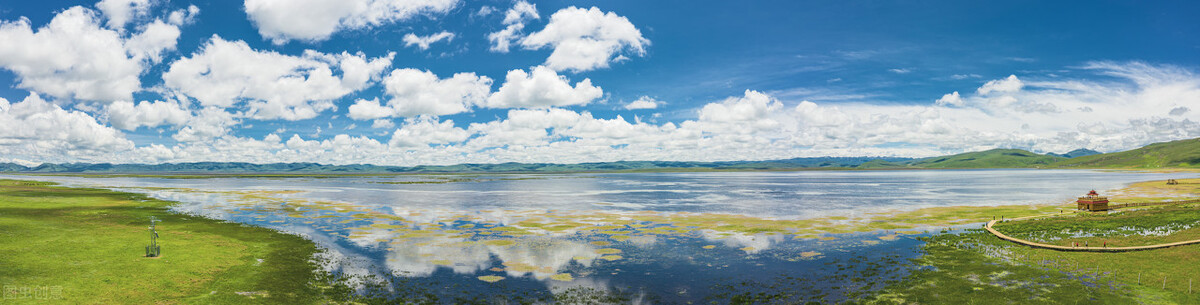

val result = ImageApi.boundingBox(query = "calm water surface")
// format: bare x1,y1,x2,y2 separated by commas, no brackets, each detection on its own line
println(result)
5,170,1193,303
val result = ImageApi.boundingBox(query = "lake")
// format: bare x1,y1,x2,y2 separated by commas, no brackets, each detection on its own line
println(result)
5,169,1193,303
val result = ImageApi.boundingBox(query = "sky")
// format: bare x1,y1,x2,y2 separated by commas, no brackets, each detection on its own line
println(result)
0,0,1198,166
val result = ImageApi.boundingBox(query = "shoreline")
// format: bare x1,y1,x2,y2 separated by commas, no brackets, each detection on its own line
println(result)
2,175,1194,303
3,166,1199,179
0,179,349,304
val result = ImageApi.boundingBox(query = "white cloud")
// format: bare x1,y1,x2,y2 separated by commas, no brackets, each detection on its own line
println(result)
389,117,471,147
106,99,191,130
243,0,458,44
162,36,392,120
486,0,538,53
484,66,602,108
95,0,151,29
474,6,496,17
0,93,133,159
173,107,237,142
126,19,181,63
935,91,963,107
348,68,492,119
0,6,179,102
520,6,648,72
623,96,659,110
888,68,911,74
167,5,201,26
371,119,395,129
345,99,390,120
1,58,1198,167
502,1,539,25
977,74,1024,95
402,31,455,50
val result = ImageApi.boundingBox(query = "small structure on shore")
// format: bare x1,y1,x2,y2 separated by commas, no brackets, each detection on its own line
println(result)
1077,190,1110,211
1167,179,1179,185
146,217,161,257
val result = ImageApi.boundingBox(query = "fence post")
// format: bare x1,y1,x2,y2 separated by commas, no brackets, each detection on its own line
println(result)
1138,272,1141,284
1163,276,1167,290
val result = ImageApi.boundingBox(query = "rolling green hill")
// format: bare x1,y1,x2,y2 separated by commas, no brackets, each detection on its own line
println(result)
1051,138,1200,168
908,149,1066,169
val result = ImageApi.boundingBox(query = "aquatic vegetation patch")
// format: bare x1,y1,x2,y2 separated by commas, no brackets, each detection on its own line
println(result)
594,248,622,255
550,273,575,282
476,275,505,283
599,255,622,261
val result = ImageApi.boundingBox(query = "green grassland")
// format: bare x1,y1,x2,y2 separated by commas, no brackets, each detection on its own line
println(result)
1052,137,1200,168
863,178,1200,304
907,148,1066,169
0,179,348,304
859,231,1138,304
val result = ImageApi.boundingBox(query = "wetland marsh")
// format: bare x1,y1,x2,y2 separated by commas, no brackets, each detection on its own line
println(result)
3,170,1197,303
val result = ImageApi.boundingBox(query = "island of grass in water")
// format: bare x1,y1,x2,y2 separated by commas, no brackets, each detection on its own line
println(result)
3,169,1197,303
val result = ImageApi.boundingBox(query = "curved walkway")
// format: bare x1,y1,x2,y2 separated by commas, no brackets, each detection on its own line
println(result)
984,213,1200,252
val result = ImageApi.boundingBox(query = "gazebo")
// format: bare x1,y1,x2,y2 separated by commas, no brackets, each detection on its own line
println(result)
1076,190,1110,211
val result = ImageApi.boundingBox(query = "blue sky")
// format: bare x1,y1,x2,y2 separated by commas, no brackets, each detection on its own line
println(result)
0,0,1198,165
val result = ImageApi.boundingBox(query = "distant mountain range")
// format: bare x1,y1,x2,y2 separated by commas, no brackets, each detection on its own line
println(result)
0,157,917,174
1046,148,1102,159
0,138,1194,174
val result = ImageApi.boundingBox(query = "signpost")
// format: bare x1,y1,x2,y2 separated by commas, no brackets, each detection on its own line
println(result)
146,217,161,257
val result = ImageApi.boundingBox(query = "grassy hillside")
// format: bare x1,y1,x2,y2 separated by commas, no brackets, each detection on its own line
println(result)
1051,138,1200,168
908,149,1066,169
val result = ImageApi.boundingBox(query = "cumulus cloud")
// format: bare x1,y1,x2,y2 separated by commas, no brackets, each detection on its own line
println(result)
173,107,238,142
935,91,963,107
484,66,602,108
977,74,1024,95
371,119,395,129
348,68,492,119
0,93,133,159
106,100,191,130
0,6,180,101
2,56,1199,167
244,0,458,44
126,19,182,63
96,0,152,29
162,36,393,120
486,0,538,53
389,117,471,147
167,5,201,26
402,31,455,50
624,96,659,110
520,6,648,72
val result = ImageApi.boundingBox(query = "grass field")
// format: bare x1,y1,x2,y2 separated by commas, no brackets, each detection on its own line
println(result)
864,178,1200,304
0,179,348,304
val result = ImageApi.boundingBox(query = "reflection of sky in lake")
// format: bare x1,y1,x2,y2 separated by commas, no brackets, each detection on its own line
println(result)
3,169,1195,302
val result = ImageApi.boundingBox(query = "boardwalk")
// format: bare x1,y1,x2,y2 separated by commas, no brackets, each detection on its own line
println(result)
984,211,1200,252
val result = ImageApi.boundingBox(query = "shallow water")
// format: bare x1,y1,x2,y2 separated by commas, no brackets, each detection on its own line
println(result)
4,169,1193,302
